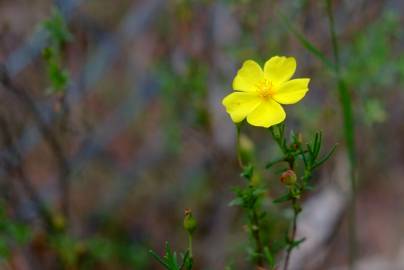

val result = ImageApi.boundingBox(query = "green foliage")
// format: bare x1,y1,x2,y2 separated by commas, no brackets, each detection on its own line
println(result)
149,242,192,270
363,99,387,126
265,124,335,269
157,59,209,154
342,10,402,127
48,232,150,269
279,12,334,70
49,233,78,267
0,204,31,259
229,128,284,267
240,163,254,180
268,124,336,201
42,9,73,46
281,1,355,166
43,48,70,91
344,10,402,90
229,185,265,209
88,236,149,268
281,3,359,265
150,210,197,269
41,8,72,94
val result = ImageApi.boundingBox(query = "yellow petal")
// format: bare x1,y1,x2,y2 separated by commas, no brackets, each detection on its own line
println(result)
272,78,310,104
246,99,286,128
232,60,264,92
264,56,296,85
222,92,262,123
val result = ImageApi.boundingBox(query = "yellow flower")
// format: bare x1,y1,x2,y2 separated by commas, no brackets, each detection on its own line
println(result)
222,56,310,128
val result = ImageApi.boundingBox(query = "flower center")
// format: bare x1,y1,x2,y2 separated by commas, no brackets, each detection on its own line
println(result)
257,79,274,100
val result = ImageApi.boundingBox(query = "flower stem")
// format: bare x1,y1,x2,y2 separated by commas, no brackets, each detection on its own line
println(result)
236,125,264,267
325,1,357,269
236,124,244,168
188,234,193,258
251,208,264,267
283,198,300,270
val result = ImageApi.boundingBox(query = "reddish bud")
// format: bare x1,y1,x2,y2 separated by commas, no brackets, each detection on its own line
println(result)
280,169,297,186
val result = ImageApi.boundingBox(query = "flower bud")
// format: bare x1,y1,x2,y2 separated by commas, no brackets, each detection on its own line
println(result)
183,209,197,235
280,169,297,186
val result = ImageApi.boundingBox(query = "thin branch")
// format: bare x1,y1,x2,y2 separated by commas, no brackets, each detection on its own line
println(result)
283,199,299,270
251,208,264,267
0,65,70,223
0,116,54,230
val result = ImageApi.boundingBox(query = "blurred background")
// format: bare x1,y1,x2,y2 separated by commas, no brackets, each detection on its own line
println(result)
0,0,404,269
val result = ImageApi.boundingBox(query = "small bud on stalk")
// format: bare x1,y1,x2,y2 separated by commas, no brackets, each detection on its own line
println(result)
280,169,297,186
183,209,197,235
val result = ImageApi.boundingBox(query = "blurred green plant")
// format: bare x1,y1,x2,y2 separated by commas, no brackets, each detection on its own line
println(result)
0,204,31,259
343,10,404,127
157,59,209,154
344,10,402,91
229,163,275,268
47,232,149,269
150,209,196,270
42,8,72,94
150,242,191,270
363,99,387,126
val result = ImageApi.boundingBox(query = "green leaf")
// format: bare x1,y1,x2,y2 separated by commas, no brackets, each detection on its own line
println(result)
279,12,335,70
240,164,254,180
313,144,337,169
164,242,180,269
149,241,183,270
265,156,285,169
180,251,192,270
149,249,171,269
253,188,266,196
263,246,275,269
273,193,291,204
48,62,69,92
42,8,73,44
228,197,243,207
290,237,306,248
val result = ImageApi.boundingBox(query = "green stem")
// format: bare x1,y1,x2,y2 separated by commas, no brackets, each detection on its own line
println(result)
325,1,357,269
236,125,264,267
236,124,244,168
283,199,300,270
250,209,264,267
188,234,193,258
